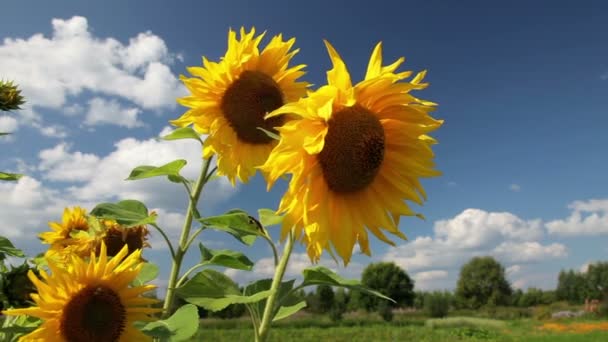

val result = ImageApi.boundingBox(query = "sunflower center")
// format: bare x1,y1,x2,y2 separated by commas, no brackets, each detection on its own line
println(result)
61,285,127,342
318,104,385,193
220,70,285,144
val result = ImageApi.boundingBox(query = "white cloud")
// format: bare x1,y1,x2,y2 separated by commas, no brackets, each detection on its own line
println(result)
492,241,567,263
546,199,608,236
434,209,543,249
413,270,449,290
38,143,100,182
85,97,143,128
0,16,183,110
580,262,591,273
35,127,235,211
509,183,521,192
36,124,68,138
383,209,557,276
0,116,18,132
506,265,522,276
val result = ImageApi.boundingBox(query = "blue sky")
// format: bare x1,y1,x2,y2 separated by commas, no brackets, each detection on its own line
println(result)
1,0,607,293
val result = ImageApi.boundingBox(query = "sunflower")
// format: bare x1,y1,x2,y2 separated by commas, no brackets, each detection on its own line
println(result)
39,207,96,264
171,27,309,185
2,243,159,341
260,41,443,264
99,220,150,258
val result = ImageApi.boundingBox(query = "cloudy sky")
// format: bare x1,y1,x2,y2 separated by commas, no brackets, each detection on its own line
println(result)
1,0,607,293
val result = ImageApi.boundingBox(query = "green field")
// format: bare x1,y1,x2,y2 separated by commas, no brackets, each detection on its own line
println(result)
192,312,608,342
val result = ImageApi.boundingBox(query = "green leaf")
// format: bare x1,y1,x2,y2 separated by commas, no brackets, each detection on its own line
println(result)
301,266,395,303
0,172,22,181
199,243,253,271
198,209,262,246
140,304,199,341
126,159,187,183
273,301,307,322
90,200,155,227
244,279,298,322
0,236,24,260
162,127,202,144
176,270,271,312
132,262,159,286
0,132,11,136
256,127,280,140
257,208,283,227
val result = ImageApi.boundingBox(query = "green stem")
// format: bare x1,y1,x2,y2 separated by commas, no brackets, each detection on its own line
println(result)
256,230,295,341
262,234,279,267
176,262,205,288
150,223,176,260
162,156,213,318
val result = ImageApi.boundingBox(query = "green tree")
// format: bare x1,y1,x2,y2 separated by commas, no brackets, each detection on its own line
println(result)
586,262,608,300
317,285,335,314
359,262,414,312
556,269,586,304
455,256,512,309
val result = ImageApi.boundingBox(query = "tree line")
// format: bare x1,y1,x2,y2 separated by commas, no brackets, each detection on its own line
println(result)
192,257,608,320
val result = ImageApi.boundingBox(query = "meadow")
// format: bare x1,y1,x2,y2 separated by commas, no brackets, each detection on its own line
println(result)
192,309,608,341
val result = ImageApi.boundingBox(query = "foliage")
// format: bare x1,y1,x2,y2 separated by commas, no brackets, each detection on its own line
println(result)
377,301,393,322
424,291,451,318
317,285,335,314
359,262,414,311
556,269,587,304
455,256,512,309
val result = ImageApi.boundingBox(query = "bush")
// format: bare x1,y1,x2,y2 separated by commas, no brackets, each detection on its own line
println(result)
425,317,506,330
378,301,393,322
424,291,450,318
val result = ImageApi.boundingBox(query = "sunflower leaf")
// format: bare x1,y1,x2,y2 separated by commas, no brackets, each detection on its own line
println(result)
161,127,203,144
197,209,263,246
273,301,307,322
244,279,299,322
0,132,11,136
257,208,283,227
176,269,271,312
126,159,187,183
90,200,155,227
132,262,159,286
301,266,395,303
0,236,24,261
140,304,199,341
0,172,22,181
199,243,254,271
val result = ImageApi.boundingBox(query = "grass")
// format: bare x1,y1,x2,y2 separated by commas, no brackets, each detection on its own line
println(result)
193,309,608,341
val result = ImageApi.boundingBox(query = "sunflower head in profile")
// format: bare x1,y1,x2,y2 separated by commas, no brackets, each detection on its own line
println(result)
99,220,150,258
171,27,309,185
2,243,159,342
260,41,443,265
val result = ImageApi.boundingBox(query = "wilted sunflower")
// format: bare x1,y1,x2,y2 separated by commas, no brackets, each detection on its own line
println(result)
260,41,443,264
2,243,159,341
171,27,308,185
40,207,96,263
99,220,150,258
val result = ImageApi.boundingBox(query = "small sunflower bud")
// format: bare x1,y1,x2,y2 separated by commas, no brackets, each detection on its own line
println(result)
0,80,25,112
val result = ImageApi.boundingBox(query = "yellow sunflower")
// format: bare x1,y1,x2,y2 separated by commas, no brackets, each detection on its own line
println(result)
2,243,159,341
260,41,443,265
40,207,96,263
171,27,309,185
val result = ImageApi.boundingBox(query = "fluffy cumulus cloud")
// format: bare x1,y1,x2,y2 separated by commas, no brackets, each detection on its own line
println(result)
1,128,236,253
38,127,235,210
382,208,568,290
85,98,143,128
0,116,18,132
0,16,185,131
546,199,608,236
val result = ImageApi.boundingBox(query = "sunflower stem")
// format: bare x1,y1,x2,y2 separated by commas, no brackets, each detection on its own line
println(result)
161,156,213,318
256,230,295,342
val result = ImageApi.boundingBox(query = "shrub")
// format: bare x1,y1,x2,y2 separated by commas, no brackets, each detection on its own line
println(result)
378,301,393,322
424,291,450,318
